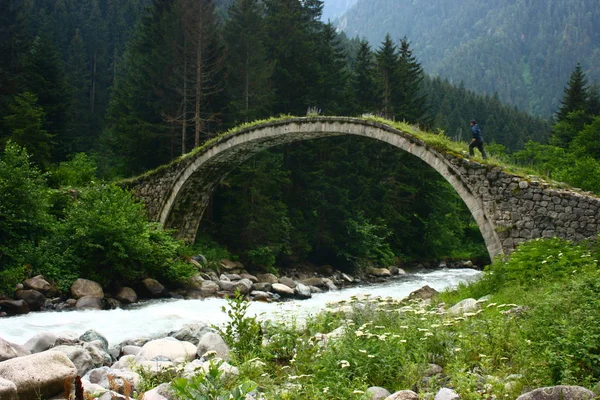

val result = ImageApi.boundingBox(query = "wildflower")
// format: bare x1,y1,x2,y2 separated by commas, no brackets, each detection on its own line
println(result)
374,326,385,329
323,387,329,393
454,348,461,352
359,349,367,353
400,339,407,343
424,332,434,337
486,303,498,308
339,360,350,368
418,328,430,332
463,312,476,317
430,324,440,328
368,354,375,358
400,326,409,329
353,390,365,394
355,330,365,337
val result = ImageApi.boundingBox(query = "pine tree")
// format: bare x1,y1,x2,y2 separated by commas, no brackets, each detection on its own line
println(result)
396,37,428,124
223,0,273,124
351,40,378,115
66,29,91,152
556,63,589,123
375,34,399,119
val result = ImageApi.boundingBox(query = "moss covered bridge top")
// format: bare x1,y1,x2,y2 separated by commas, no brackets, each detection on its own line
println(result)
122,116,600,260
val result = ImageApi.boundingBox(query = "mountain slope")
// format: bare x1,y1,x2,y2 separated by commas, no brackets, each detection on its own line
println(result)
337,0,600,117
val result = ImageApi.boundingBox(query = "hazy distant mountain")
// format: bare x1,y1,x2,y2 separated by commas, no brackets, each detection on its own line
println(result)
337,0,600,117
321,0,359,22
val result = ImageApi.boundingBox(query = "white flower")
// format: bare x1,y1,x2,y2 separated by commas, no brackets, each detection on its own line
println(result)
339,360,350,368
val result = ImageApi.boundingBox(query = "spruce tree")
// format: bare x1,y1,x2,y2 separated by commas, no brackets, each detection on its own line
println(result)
375,34,399,119
556,63,589,124
397,37,427,124
351,40,378,115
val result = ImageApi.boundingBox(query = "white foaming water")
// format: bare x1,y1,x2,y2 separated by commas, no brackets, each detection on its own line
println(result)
0,268,481,346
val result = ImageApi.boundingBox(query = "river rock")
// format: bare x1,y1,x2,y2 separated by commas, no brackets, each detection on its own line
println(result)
76,295,103,310
182,359,239,384
80,330,109,351
122,345,142,356
301,277,326,287
0,299,30,315
84,341,111,367
386,390,419,400
0,377,17,400
434,387,460,400
114,287,137,304
15,289,46,311
367,386,392,400
322,278,337,291
250,291,272,301
138,337,196,362
52,345,95,376
278,277,297,289
71,278,104,299
197,280,219,297
257,273,278,284
196,332,229,360
170,322,212,345
294,283,312,299
448,298,478,316
271,283,295,296
142,383,176,400
516,385,595,399
23,275,52,294
219,274,231,282
253,282,272,292
408,285,439,300
367,267,392,277
390,267,406,275
240,273,258,283
24,332,58,353
0,337,30,361
111,354,137,371
425,363,444,377
224,274,242,281
141,278,166,297
219,259,238,271
0,350,77,399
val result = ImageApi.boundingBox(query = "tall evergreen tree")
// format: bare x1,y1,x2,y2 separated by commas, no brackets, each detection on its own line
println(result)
223,0,273,124
375,34,399,119
555,63,589,123
351,39,378,114
396,37,427,124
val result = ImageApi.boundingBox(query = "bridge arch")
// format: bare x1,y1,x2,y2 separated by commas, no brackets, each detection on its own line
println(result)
125,117,600,261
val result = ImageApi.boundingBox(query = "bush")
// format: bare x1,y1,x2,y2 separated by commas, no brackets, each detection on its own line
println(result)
52,152,97,187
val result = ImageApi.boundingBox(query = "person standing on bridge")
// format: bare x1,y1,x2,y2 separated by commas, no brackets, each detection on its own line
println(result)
469,119,488,160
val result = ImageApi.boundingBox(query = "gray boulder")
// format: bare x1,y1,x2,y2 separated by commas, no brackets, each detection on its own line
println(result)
15,289,46,311
71,278,104,299
301,277,326,287
366,267,392,277
23,275,52,294
122,345,142,356
250,291,272,301
114,287,137,304
0,377,17,400
253,282,272,292
142,383,177,400
367,386,391,400
76,296,103,310
196,332,230,360
0,299,30,315
386,391,419,400
240,273,258,283
0,337,30,361
141,278,166,297
256,273,278,284
278,277,297,289
434,388,460,400
408,285,439,300
0,350,77,399
24,332,58,353
271,283,295,296
322,278,337,291
294,283,312,299
169,322,212,345
52,345,95,376
138,337,196,362
447,298,478,316
516,385,595,400
80,329,109,352
199,281,219,297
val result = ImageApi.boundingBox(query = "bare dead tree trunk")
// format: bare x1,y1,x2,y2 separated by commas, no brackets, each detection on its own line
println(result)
90,50,97,113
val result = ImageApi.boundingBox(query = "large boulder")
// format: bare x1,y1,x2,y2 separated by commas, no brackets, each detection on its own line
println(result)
294,283,312,299
301,277,326,288
366,267,392,277
367,386,391,400
15,289,46,311
408,285,439,301
0,377,17,400
516,385,595,400
76,296,103,310
271,283,295,297
24,332,58,354
199,281,219,297
141,278,166,298
0,337,30,362
0,299,30,315
23,275,52,295
256,273,278,284
169,323,212,345
253,282,272,292
71,278,104,299
138,337,196,362
51,345,95,376
114,287,137,304
386,391,419,400
447,298,478,316
434,388,460,400
142,383,177,400
0,350,77,399
278,277,297,289
80,330,109,352
196,332,229,361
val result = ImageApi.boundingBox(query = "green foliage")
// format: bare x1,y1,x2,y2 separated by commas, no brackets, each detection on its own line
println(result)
215,292,263,360
193,234,235,270
52,153,97,187
135,363,180,394
247,246,277,272
171,360,257,400
338,212,394,268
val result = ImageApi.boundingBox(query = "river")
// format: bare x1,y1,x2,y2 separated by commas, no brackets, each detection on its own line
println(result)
0,268,481,347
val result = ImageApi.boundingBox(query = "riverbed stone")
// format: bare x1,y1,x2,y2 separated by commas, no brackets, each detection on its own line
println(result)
122,345,142,356
142,383,176,400
434,387,460,400
257,273,278,284
52,345,95,376
0,377,17,400
250,290,272,301
0,350,77,399
367,386,391,400
71,278,104,299
80,329,109,352
278,276,297,289
76,295,103,310
111,354,137,371
240,273,258,283
301,277,326,287
198,280,219,297
385,390,419,400
294,283,312,299
83,341,111,368
141,278,166,297
24,331,58,353
114,287,137,304
448,298,478,316
367,267,392,277
196,332,229,361
253,282,272,292
24,275,52,294
0,299,30,315
0,337,30,361
271,283,295,296
138,337,196,362
15,289,46,311
408,285,439,300
322,278,337,291
515,385,595,400
169,322,212,345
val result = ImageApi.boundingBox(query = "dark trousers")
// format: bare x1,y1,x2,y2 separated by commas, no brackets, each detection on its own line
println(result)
469,139,487,159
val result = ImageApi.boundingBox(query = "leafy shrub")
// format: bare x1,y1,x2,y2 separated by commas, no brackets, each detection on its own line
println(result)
247,246,277,273
193,234,235,270
52,152,97,187
215,292,263,360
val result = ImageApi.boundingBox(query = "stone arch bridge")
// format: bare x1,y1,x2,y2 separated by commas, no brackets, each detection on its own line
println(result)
122,117,600,260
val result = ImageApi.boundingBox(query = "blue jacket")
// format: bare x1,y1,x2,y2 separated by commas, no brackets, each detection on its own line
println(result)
471,124,483,141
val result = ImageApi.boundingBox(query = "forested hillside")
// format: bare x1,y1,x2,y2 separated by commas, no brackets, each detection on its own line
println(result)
337,0,600,117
